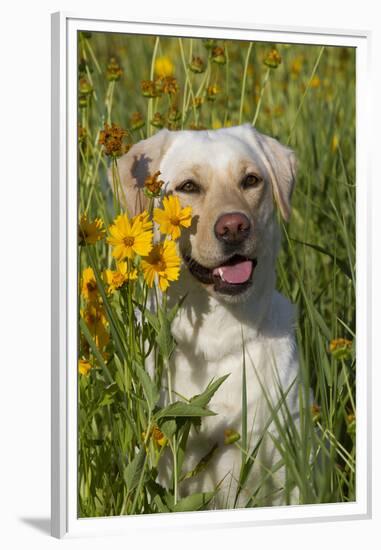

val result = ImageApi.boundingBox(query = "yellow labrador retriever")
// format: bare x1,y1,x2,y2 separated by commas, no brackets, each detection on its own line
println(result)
113,124,299,508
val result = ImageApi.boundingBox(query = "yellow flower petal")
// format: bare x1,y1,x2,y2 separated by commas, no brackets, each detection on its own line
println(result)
108,212,153,260
153,195,192,240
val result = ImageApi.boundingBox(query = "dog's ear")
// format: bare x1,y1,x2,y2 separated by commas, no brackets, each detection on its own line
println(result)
249,127,297,221
109,129,173,216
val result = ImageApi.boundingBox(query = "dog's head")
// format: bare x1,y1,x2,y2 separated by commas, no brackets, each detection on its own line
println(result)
113,124,296,303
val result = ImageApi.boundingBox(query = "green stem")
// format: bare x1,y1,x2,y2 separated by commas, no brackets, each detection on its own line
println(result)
147,37,160,137
252,68,271,127
286,46,325,145
172,437,178,505
239,42,253,125
178,38,197,126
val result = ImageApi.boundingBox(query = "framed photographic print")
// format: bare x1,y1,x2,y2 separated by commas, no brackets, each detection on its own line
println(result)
51,12,371,539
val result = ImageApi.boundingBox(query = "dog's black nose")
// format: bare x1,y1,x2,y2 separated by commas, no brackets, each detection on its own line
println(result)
214,212,251,244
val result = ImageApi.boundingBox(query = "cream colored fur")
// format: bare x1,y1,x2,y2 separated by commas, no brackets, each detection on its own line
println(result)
113,124,300,508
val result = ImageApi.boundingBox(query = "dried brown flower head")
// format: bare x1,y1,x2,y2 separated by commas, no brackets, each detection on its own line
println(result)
78,125,87,144
144,171,164,196
99,122,129,157
141,79,160,98
188,122,207,131
156,75,179,96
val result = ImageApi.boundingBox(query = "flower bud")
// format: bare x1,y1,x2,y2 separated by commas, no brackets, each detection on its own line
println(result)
206,84,219,102
150,112,165,129
203,38,217,50
329,338,352,360
224,428,240,445
79,77,93,95
168,107,181,122
263,48,282,69
211,46,226,65
130,112,145,131
189,56,206,73
106,57,123,82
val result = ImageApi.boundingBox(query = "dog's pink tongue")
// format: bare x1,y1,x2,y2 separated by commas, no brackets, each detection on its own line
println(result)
213,260,253,284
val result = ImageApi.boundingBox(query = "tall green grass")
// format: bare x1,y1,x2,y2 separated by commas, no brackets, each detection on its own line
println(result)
77,32,355,516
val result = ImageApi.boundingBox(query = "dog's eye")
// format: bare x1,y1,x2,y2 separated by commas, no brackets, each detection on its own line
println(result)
176,180,200,193
241,173,262,189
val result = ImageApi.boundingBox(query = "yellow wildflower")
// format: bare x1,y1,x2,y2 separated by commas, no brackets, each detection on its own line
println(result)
107,213,153,260
291,56,304,76
82,303,109,350
311,403,321,423
331,134,339,152
134,211,154,231
212,118,222,129
329,338,352,360
78,214,105,245
81,267,98,302
154,195,192,240
104,262,137,294
141,240,181,292
154,56,174,77
152,425,167,447
79,358,93,376
310,75,321,88
206,84,219,102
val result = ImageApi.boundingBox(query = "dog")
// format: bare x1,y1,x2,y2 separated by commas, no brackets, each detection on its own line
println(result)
113,123,300,508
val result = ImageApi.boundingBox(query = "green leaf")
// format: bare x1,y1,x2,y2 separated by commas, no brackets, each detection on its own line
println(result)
134,363,160,411
159,418,177,439
167,294,188,324
153,494,170,513
144,309,160,333
171,491,215,512
124,447,146,494
98,383,118,407
155,402,216,421
156,309,176,360
190,374,230,408
181,443,219,481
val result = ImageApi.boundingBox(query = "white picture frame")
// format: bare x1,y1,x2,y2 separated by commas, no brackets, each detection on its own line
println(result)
51,11,372,539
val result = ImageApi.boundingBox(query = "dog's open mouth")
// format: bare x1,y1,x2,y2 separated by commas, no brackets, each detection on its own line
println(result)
184,254,257,295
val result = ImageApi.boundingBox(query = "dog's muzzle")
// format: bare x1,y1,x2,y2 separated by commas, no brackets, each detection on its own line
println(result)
184,254,257,295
